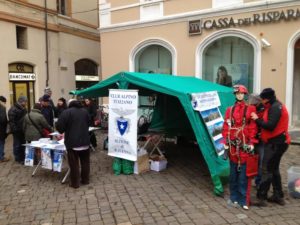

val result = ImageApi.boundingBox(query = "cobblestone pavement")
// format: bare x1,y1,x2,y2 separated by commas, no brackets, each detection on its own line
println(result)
1,132,300,225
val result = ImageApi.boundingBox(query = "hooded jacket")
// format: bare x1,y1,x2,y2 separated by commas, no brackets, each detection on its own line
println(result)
8,103,27,134
23,109,52,142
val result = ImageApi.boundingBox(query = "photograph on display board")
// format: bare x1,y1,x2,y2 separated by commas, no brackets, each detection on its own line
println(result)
200,107,222,124
214,137,225,156
214,63,249,88
207,120,224,140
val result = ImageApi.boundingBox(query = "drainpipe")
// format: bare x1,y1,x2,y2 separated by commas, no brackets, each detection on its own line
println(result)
44,0,49,87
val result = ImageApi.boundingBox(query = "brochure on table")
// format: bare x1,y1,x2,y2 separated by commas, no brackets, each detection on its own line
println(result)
24,138,65,172
191,91,225,156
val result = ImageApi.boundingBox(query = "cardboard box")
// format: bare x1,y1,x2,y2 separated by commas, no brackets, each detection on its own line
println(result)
134,154,150,174
150,159,167,172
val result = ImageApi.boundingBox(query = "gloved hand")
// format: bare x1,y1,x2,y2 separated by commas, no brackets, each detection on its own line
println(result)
223,144,229,160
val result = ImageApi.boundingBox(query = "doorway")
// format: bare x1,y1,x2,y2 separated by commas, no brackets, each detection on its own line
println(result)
292,39,300,127
9,81,35,110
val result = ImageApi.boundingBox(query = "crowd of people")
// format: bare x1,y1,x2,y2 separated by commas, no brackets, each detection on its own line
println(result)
0,87,101,188
222,85,290,210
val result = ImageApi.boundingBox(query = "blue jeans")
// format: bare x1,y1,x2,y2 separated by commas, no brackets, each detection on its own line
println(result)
255,141,264,186
0,139,5,160
229,161,247,206
12,133,25,162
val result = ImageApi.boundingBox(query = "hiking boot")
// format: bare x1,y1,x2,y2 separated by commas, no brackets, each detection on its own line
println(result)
0,157,10,163
267,196,285,206
252,199,268,207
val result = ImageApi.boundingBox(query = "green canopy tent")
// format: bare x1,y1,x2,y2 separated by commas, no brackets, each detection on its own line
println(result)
70,71,235,195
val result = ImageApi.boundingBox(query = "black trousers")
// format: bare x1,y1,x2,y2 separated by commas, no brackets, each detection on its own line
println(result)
90,132,97,147
257,143,288,199
67,148,90,188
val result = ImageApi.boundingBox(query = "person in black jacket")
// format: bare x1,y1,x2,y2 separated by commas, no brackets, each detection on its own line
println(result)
8,96,28,163
40,94,54,127
56,99,90,188
251,88,290,206
55,97,67,118
0,96,9,162
84,98,98,147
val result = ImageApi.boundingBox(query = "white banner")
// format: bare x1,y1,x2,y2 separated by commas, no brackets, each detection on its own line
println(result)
191,91,221,111
108,89,138,161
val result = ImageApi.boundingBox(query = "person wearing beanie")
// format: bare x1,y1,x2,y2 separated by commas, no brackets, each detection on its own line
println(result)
8,95,28,164
222,85,258,210
56,99,90,188
0,96,9,162
40,94,54,127
251,88,290,206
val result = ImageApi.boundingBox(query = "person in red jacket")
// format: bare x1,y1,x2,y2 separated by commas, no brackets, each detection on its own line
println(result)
251,88,290,206
222,84,258,210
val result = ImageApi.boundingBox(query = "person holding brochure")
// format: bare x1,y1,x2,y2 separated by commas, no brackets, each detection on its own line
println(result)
56,99,90,188
222,84,258,210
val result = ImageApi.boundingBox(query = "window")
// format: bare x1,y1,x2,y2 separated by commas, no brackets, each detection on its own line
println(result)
135,45,172,74
57,0,69,16
75,59,98,76
16,26,28,49
140,1,163,21
202,37,254,92
212,0,242,8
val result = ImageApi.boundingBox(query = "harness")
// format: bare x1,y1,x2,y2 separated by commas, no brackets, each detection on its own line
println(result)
226,103,254,170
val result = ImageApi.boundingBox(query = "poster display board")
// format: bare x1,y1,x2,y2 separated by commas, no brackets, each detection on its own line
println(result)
191,91,225,156
108,89,138,161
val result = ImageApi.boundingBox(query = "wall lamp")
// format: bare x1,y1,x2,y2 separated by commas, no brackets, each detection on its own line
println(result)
261,38,271,48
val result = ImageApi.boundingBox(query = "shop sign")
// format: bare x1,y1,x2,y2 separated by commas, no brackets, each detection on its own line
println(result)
75,75,99,81
9,73,36,81
189,20,202,35
189,8,300,35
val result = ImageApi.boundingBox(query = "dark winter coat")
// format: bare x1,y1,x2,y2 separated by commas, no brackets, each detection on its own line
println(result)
56,100,90,149
84,103,97,126
0,103,8,140
8,103,27,135
55,105,67,118
23,109,52,142
41,105,54,127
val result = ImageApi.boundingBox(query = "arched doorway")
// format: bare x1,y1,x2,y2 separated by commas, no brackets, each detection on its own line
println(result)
75,58,99,104
131,40,175,120
135,44,172,75
75,59,99,90
8,62,35,110
202,36,254,92
196,30,260,94
292,39,300,127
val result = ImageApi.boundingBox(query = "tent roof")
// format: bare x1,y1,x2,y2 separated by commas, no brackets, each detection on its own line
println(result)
71,71,233,97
